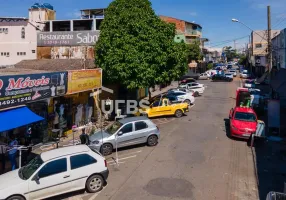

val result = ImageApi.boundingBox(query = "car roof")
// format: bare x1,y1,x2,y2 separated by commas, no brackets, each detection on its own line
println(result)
234,107,256,113
119,116,149,124
41,145,90,162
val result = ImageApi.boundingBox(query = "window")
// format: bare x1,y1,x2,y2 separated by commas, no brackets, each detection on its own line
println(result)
255,43,262,48
120,123,133,134
70,154,97,170
17,52,19,56
38,158,67,178
20,52,23,55
152,100,162,107
135,121,148,131
23,52,26,55
234,112,256,122
21,27,25,39
173,92,185,96
1,53,3,56
7,52,9,56
32,50,36,53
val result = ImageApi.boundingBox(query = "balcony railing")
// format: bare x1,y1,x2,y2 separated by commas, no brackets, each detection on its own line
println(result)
185,30,201,36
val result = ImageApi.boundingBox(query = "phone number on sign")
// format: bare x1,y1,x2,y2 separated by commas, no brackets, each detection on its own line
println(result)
0,97,32,106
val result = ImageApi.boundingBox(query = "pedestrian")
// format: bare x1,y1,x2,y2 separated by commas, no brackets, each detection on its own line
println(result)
0,140,7,174
80,128,89,145
8,135,18,171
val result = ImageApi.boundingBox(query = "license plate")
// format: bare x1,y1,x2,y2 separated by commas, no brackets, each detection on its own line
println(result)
242,134,250,136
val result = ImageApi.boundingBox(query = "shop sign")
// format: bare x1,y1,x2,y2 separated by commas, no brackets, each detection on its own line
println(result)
67,69,102,94
0,72,67,109
37,31,100,47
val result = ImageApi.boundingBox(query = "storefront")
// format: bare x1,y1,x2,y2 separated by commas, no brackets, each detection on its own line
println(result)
0,71,68,144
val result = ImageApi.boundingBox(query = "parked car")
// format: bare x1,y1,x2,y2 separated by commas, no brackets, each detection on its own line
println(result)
167,90,195,105
199,73,209,80
89,116,160,156
179,77,197,84
227,64,233,69
224,73,234,79
240,71,250,79
211,74,233,82
0,145,109,200
179,82,205,96
244,79,255,88
229,69,237,77
206,70,217,77
229,107,258,139
168,88,194,94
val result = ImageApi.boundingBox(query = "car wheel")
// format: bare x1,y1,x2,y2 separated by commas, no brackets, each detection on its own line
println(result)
100,143,113,156
183,99,191,105
175,109,183,118
147,135,158,146
194,92,199,97
7,196,25,200
86,174,104,193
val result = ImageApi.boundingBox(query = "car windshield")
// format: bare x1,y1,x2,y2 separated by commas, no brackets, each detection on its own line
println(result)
20,155,44,180
106,121,123,135
225,74,232,76
234,112,256,122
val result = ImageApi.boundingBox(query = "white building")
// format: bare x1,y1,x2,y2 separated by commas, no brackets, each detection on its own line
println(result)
0,5,55,67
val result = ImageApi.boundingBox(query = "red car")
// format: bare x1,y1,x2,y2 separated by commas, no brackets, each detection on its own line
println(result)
229,107,257,139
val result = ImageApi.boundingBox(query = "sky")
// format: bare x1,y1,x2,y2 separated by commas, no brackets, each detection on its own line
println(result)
1,0,286,50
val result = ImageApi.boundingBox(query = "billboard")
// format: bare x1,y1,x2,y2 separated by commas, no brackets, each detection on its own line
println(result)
37,31,100,46
0,72,67,109
67,69,102,94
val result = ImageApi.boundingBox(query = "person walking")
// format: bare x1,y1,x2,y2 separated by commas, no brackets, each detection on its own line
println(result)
8,136,18,171
0,141,7,174
80,128,89,145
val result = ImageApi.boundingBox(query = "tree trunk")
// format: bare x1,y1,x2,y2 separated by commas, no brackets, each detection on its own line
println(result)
148,88,152,102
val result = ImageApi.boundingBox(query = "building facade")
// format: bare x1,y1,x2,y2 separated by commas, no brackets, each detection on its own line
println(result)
272,28,286,70
250,30,280,76
0,5,55,67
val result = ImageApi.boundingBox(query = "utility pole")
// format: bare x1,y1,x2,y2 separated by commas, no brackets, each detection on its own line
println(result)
267,5,272,79
234,40,236,51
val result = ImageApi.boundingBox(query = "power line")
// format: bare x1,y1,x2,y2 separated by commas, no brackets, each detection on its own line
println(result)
209,35,249,45
209,35,249,48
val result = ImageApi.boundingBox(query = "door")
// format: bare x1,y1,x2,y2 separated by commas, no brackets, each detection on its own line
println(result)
133,121,150,144
160,99,173,115
116,123,136,147
28,158,71,200
69,154,98,191
148,100,162,117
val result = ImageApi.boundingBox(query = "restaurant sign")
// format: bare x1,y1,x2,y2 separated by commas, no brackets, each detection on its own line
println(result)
0,72,67,109
37,31,100,46
67,69,102,94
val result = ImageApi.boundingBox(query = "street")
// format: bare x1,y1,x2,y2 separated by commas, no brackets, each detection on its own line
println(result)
56,78,258,200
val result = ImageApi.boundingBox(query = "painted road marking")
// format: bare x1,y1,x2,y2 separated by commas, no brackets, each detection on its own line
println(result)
117,150,142,157
107,155,137,164
109,161,125,166
86,184,107,200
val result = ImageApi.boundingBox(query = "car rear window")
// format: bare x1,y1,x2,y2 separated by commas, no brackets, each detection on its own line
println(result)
135,121,148,131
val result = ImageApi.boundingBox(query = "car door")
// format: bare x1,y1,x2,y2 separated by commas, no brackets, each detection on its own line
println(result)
116,123,136,147
133,121,150,144
148,100,162,117
69,153,98,191
28,158,71,200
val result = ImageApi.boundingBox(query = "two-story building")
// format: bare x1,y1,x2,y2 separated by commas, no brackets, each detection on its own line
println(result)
0,4,55,67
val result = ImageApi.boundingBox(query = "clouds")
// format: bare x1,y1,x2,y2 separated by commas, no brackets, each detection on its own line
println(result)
246,0,286,10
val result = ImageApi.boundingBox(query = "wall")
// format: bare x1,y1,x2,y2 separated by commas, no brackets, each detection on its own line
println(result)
0,22,37,66
37,46,95,59
272,28,286,69
252,30,280,56
160,16,185,34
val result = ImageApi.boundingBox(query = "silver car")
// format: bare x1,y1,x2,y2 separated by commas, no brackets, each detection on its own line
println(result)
89,117,160,156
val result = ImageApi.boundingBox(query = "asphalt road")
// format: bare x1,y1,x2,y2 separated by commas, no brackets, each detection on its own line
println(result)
58,78,258,200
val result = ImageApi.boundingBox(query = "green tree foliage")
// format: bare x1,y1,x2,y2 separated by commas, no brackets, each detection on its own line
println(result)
224,46,238,61
95,0,188,98
187,41,203,62
207,63,213,70
239,54,247,65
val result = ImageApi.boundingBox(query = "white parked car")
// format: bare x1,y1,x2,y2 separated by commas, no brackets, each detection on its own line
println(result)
224,73,234,79
0,145,109,200
240,71,250,79
199,73,209,80
179,82,205,96
229,70,237,77
167,90,195,104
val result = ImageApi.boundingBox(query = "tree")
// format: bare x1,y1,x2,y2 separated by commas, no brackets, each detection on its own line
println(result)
239,54,247,65
187,41,203,62
95,0,188,100
223,46,238,61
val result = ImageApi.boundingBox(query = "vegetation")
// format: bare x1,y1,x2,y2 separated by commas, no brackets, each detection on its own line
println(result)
223,46,238,61
238,54,247,65
187,41,203,62
95,0,189,100
207,63,213,70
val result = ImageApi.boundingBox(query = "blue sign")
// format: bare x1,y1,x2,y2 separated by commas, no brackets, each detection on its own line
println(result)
0,72,67,109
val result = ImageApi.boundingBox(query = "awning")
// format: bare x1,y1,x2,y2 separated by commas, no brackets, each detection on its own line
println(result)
0,107,44,132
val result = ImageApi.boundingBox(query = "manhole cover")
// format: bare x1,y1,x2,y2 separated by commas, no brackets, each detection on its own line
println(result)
144,177,194,198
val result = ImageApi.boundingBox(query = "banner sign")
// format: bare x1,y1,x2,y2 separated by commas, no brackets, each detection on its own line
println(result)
67,69,102,94
37,31,100,46
0,72,67,109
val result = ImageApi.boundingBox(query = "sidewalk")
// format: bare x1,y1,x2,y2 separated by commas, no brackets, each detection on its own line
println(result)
145,81,178,100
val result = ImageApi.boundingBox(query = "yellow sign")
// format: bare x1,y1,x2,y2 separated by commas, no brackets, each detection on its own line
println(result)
67,69,102,94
